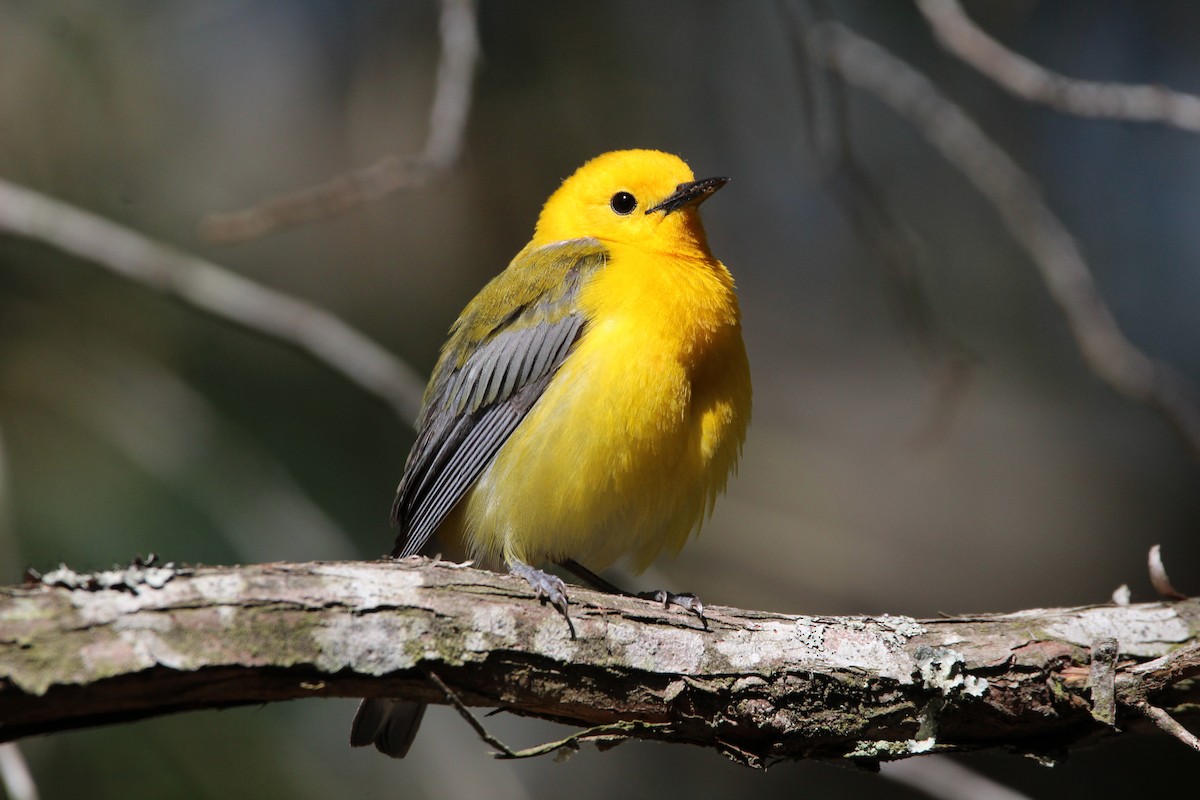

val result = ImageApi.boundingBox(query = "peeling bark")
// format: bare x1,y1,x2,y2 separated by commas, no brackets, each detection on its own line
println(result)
1,559,1197,766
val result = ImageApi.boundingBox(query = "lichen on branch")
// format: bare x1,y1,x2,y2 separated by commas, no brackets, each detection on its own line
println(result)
1,559,1197,766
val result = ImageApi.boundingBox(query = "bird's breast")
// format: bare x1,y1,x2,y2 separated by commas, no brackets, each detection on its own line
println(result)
462,246,750,572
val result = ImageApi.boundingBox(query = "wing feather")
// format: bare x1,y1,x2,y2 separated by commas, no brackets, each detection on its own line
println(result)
390,239,606,558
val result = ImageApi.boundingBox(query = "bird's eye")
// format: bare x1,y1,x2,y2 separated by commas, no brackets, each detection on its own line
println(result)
610,191,637,215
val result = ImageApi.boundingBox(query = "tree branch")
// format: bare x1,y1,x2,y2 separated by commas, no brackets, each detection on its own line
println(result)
200,0,480,243
784,1,978,448
3,559,1198,766
806,20,1200,461
0,177,426,422
915,0,1200,132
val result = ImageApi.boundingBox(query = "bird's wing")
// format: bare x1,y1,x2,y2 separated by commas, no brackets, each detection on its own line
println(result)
391,238,608,558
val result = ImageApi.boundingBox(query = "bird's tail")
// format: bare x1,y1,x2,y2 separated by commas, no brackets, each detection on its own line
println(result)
350,698,427,758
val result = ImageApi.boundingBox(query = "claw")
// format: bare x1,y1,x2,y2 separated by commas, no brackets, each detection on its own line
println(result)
638,590,708,629
556,558,707,630
509,561,576,639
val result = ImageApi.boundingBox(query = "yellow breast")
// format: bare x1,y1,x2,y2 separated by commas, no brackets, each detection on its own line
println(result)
461,241,751,573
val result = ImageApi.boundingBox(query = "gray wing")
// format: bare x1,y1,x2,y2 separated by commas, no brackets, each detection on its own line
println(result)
390,242,605,558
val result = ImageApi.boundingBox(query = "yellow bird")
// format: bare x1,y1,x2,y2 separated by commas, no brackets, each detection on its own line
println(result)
351,149,751,757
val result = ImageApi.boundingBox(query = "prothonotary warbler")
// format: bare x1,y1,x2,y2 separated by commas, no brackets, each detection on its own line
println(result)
351,149,751,757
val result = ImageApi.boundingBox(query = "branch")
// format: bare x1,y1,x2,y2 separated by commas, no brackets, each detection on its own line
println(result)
806,20,1200,460
784,1,977,447
915,0,1200,132
3,559,1198,766
200,0,480,243
0,177,426,422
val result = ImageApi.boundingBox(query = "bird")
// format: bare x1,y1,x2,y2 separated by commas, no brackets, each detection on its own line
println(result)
351,149,751,757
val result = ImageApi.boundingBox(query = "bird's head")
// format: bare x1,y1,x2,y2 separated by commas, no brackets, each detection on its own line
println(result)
532,149,727,257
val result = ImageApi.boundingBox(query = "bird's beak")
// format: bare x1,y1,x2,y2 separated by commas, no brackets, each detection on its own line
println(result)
645,176,729,215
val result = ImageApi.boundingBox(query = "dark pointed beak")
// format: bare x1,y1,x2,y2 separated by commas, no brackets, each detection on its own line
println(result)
645,176,729,215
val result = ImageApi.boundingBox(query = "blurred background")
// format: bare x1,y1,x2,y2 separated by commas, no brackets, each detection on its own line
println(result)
2,0,1198,797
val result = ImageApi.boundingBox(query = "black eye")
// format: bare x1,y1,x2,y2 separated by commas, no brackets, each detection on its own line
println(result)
610,191,637,215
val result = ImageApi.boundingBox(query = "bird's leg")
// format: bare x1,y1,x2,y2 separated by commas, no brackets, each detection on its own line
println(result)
507,559,575,639
639,589,705,623
556,559,622,593
558,558,707,629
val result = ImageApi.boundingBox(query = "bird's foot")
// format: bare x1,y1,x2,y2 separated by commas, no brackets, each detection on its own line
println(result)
509,561,576,639
637,590,707,629
556,558,707,630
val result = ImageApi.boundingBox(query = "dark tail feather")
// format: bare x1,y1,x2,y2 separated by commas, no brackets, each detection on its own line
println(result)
350,698,427,758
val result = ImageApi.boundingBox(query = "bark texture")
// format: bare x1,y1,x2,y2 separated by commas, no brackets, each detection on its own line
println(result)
1,559,1197,766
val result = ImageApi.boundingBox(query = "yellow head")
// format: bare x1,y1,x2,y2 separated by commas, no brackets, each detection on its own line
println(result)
531,149,727,258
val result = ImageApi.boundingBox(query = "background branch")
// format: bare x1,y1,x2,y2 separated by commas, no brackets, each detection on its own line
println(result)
0,177,426,422
915,0,1200,132
807,20,1200,460
200,0,480,243
3,559,1198,767
785,0,977,447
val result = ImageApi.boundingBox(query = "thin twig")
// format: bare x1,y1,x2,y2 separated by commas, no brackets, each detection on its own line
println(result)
807,20,1200,460
495,722,670,761
424,669,519,757
784,1,977,448
201,0,480,243
425,667,660,761
915,0,1200,133
1136,702,1200,753
1114,639,1200,751
0,177,426,422
421,0,480,170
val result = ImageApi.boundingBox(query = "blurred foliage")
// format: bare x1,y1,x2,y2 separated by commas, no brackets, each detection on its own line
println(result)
2,1,1199,797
